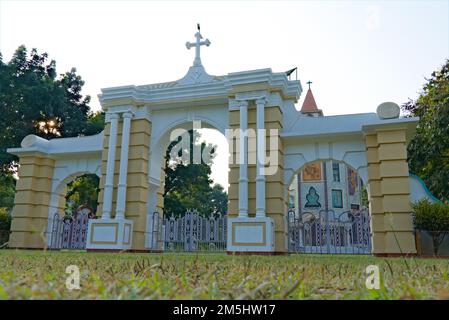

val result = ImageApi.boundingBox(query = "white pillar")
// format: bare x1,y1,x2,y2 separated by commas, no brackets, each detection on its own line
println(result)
256,98,266,217
102,113,119,219
115,112,133,220
238,100,249,218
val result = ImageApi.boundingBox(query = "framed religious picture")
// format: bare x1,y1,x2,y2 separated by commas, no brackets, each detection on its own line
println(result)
305,186,321,208
302,162,322,181
347,167,358,196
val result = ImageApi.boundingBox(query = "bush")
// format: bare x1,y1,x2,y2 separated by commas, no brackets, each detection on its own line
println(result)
412,199,449,255
0,208,12,247
0,207,12,231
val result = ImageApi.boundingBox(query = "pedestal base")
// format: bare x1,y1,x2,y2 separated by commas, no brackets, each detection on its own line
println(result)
86,218,133,250
226,216,274,252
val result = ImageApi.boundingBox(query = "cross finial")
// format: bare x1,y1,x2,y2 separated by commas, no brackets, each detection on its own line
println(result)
185,24,211,67
306,81,312,90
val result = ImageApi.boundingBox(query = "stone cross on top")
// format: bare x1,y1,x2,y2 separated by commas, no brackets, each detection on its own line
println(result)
185,23,211,66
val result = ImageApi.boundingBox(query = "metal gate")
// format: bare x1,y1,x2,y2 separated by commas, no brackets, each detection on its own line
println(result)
50,206,96,249
288,209,371,254
151,209,227,252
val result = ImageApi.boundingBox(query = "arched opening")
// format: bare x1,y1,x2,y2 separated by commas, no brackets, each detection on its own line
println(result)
163,128,228,217
49,172,100,249
287,160,371,254
64,173,100,217
149,122,229,252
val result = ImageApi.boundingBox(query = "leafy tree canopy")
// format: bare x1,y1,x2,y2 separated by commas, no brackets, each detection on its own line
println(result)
0,45,105,217
0,173,15,209
65,174,100,214
0,45,103,172
402,59,449,202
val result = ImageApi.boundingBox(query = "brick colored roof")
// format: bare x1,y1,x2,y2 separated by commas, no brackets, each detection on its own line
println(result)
300,88,320,113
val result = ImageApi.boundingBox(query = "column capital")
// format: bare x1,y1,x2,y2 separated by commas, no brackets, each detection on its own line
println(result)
237,99,249,108
122,111,134,119
255,97,267,105
108,113,120,120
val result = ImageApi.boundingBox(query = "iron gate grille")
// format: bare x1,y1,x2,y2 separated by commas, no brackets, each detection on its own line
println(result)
50,206,96,249
288,209,372,254
151,209,227,252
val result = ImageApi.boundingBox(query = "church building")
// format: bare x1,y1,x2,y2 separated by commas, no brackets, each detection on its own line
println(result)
288,86,365,218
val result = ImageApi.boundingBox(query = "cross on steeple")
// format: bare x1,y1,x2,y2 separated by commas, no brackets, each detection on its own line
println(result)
300,80,323,116
306,81,313,90
185,23,211,67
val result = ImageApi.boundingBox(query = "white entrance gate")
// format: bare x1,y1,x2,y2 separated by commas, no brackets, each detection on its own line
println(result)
150,209,227,252
288,209,372,254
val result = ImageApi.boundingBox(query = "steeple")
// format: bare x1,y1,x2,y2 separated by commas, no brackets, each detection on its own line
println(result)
300,81,323,116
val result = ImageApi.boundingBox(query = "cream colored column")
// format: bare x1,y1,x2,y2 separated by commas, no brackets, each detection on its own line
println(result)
365,129,417,255
115,112,133,220
125,118,151,250
255,98,266,217
9,154,55,249
102,113,119,219
238,100,249,218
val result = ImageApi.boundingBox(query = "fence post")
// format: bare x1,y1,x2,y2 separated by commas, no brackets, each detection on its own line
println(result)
151,211,159,250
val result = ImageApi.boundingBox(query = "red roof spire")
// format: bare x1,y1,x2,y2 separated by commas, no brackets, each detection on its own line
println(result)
300,81,323,116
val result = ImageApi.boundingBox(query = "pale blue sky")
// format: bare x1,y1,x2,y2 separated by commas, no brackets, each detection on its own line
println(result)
1,0,448,188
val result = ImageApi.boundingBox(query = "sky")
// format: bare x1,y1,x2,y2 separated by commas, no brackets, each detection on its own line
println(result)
1,0,448,189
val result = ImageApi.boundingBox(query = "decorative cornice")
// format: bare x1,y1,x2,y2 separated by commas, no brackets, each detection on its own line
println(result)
105,105,137,122
361,117,419,134
235,90,268,101
98,68,301,109
7,132,104,158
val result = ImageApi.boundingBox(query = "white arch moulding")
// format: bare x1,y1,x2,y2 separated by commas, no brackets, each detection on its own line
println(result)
46,157,102,245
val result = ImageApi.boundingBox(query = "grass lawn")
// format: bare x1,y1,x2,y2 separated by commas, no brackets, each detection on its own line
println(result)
0,250,448,299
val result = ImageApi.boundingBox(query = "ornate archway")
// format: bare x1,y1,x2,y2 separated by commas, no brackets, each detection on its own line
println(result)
286,159,371,254
7,27,421,256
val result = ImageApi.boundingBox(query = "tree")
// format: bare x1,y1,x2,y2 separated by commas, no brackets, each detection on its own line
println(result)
210,184,228,215
413,199,449,255
0,46,105,217
0,45,103,173
0,173,15,209
402,59,449,203
163,130,228,217
0,172,15,234
85,110,105,136
65,174,100,214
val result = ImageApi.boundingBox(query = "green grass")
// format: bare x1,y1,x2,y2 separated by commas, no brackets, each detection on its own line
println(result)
0,250,448,299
